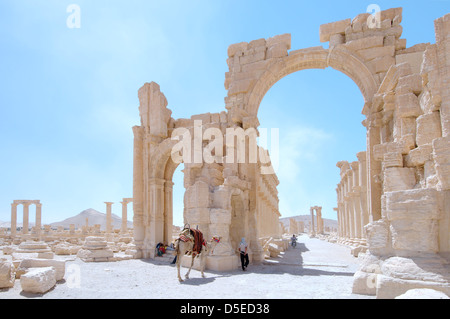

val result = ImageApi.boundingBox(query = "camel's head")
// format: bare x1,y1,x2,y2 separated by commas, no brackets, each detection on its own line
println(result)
211,236,221,244
208,236,221,254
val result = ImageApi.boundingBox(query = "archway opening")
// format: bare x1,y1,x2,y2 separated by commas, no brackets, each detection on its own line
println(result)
258,67,366,233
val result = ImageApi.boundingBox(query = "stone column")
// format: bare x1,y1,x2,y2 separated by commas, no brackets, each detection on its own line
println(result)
11,203,17,237
310,207,315,236
317,207,323,234
357,151,369,241
120,199,132,234
104,202,114,234
164,181,174,245
22,202,30,235
132,126,145,258
366,115,382,222
35,203,42,238
351,162,362,242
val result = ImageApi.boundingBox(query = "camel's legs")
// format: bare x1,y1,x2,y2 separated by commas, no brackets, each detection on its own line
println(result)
176,251,183,282
200,254,206,278
185,256,195,279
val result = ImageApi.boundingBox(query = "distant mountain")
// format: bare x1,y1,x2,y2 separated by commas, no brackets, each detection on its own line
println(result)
50,208,133,231
280,214,338,232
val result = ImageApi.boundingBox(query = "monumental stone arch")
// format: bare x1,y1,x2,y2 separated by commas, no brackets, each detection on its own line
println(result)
133,7,450,297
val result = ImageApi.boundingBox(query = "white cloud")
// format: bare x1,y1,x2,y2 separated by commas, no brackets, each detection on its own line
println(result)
276,125,334,183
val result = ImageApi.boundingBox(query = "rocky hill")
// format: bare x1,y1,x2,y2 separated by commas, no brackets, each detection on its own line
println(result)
50,208,133,231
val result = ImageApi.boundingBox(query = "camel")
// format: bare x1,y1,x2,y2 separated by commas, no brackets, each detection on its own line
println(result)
174,227,221,282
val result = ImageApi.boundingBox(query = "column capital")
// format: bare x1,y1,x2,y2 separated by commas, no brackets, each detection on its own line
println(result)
164,181,175,188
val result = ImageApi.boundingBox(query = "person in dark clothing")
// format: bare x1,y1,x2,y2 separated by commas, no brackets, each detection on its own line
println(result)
238,238,249,271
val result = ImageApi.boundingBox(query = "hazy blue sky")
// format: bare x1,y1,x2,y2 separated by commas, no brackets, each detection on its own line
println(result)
0,0,448,226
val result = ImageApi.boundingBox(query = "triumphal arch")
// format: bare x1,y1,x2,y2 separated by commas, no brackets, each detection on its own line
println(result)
132,7,450,296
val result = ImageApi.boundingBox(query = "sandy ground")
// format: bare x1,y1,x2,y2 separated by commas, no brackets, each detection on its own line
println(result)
0,234,374,299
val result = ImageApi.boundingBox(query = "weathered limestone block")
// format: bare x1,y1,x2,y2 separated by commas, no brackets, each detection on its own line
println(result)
228,78,256,96
396,51,424,74
396,93,422,118
416,112,442,146
373,135,415,161
266,33,291,50
365,219,390,255
420,89,440,114
0,258,15,288
367,55,395,74
397,74,423,95
356,45,395,61
17,258,65,281
396,289,449,299
16,241,52,254
184,181,210,209
320,19,351,42
54,242,81,255
405,144,433,167
383,167,416,192
376,274,450,299
382,152,403,168
376,255,450,298
20,267,56,294
432,136,450,190
77,236,114,262
352,270,377,296
345,35,384,51
381,256,450,284
228,42,248,58
385,189,440,253
266,43,288,59
138,82,172,137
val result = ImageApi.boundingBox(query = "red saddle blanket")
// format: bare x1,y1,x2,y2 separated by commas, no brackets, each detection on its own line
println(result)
190,228,204,255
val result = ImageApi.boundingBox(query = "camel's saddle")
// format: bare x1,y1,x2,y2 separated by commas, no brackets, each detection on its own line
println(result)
178,226,205,257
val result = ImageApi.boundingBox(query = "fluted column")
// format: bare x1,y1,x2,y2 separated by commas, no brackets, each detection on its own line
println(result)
11,203,17,237
164,181,174,245
35,203,42,238
351,162,362,242
357,151,369,241
132,125,145,257
310,207,315,236
105,202,114,234
22,203,30,234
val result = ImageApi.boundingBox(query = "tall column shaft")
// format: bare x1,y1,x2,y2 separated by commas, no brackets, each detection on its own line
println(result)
23,203,30,234
121,202,128,233
105,202,114,234
11,203,17,237
35,203,42,237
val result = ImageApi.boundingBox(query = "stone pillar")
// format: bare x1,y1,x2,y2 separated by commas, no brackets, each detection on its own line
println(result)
120,199,133,234
22,203,30,235
310,207,315,236
357,151,369,241
366,116,382,222
35,203,42,238
105,202,114,234
11,203,17,237
317,207,323,234
132,125,145,258
150,178,165,248
351,162,362,242
164,181,174,245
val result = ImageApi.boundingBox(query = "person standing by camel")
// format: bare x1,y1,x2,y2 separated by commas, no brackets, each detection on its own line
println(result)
238,238,249,271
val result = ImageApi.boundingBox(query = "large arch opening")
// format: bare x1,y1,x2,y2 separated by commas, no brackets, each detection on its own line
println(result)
258,67,366,228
